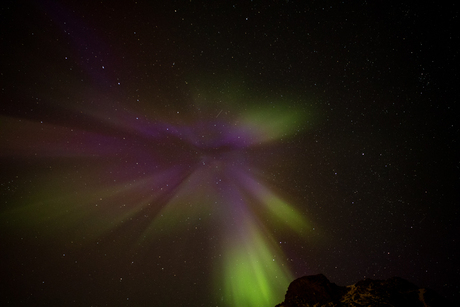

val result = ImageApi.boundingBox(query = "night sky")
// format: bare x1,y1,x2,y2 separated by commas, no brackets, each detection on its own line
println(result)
1,1,458,306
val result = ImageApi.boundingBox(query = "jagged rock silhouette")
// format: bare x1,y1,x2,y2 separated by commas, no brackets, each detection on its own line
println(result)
275,274,449,307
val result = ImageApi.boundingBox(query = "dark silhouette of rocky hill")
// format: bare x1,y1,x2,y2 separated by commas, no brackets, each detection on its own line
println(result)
275,274,449,307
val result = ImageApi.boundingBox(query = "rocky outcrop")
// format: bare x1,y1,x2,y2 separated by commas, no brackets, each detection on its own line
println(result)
276,274,449,307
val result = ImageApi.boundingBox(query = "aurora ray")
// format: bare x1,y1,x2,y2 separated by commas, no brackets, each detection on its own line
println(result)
1,79,316,306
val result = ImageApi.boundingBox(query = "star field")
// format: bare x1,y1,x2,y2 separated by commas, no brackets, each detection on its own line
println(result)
0,1,458,306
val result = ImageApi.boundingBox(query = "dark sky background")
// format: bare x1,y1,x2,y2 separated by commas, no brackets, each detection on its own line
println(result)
1,1,458,306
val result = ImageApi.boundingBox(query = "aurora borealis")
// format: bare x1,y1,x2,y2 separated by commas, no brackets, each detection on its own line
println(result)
1,1,458,306
2,85,313,306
